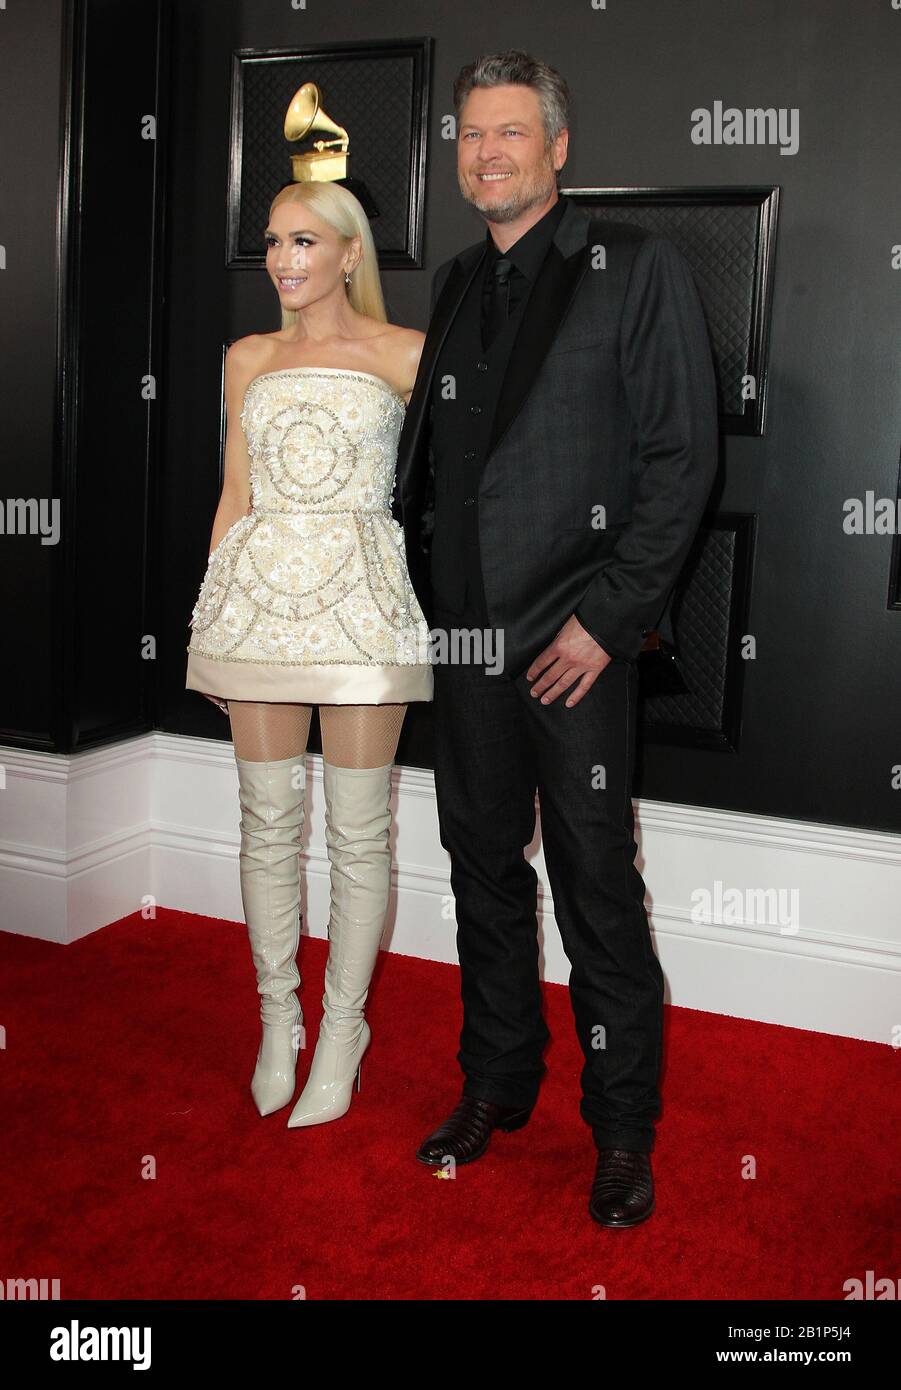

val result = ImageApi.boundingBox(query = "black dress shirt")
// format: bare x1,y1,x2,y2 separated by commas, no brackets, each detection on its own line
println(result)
480,197,567,342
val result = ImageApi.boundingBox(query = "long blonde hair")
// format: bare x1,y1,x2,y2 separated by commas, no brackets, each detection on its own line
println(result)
268,181,386,327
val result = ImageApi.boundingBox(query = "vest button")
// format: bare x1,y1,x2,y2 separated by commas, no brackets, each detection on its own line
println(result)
464,450,476,460
470,404,481,414
463,497,475,506
477,361,488,370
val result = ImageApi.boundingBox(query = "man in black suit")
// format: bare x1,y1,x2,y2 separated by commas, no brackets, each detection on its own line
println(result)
392,50,718,1226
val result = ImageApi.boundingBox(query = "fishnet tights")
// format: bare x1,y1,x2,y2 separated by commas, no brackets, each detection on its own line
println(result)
227,700,407,768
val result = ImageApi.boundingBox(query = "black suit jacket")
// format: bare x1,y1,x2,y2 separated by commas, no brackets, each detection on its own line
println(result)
393,195,719,675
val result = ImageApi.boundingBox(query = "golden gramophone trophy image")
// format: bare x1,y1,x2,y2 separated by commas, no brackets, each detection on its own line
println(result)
284,81,379,217
285,82,348,182
227,39,429,266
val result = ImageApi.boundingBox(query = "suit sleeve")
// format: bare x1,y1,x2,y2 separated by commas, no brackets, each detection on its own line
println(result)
573,234,719,661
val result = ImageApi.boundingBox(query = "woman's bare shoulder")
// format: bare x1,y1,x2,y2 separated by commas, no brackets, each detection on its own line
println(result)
225,332,276,367
381,323,426,375
224,333,284,385
383,323,426,347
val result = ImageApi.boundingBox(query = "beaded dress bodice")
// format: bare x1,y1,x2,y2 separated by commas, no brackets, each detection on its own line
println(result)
243,366,403,516
187,368,430,669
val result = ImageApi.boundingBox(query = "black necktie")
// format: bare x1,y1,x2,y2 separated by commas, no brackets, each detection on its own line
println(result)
482,255,513,349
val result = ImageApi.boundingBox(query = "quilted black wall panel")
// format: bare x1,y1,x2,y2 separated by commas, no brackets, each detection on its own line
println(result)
563,187,779,436
641,514,756,751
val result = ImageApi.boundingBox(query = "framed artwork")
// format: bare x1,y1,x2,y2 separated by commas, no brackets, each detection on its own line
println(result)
227,37,432,269
561,186,780,436
640,512,757,752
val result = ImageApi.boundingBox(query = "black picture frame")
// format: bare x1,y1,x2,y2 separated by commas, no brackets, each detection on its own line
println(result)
227,37,431,270
888,446,901,611
217,342,230,495
561,186,780,436
640,512,757,753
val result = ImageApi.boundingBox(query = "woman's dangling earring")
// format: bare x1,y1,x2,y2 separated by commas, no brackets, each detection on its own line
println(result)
344,270,351,285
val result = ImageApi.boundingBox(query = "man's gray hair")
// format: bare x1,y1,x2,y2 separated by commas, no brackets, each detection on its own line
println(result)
453,49,571,147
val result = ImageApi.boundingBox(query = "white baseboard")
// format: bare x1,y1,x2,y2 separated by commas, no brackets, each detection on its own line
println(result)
1,732,898,1043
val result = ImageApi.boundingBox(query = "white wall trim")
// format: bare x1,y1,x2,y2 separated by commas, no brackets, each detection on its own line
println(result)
1,732,898,1043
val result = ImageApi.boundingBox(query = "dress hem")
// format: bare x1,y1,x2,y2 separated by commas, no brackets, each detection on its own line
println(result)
185,650,434,707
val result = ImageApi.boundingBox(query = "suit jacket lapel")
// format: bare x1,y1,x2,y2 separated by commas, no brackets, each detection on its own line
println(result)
397,198,593,509
488,198,593,454
396,243,484,510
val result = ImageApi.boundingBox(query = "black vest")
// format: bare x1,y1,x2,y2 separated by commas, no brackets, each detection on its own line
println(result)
428,252,526,625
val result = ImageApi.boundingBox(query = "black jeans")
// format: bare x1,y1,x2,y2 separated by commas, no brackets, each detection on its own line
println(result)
430,603,664,1153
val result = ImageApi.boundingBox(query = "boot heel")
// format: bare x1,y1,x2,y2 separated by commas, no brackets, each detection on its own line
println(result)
498,1107,532,1133
355,1057,362,1093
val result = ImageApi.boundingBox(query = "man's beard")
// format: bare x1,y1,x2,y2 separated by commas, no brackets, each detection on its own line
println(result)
459,163,557,224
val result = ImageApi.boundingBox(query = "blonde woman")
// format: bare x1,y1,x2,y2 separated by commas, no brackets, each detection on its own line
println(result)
186,182,432,1126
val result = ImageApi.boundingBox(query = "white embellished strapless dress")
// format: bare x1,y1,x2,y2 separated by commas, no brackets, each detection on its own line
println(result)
185,367,433,709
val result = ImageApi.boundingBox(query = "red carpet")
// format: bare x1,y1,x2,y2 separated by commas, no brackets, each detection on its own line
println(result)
1,909,898,1300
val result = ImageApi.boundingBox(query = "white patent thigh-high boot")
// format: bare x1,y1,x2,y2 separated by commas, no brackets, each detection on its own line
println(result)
235,753,306,1116
287,760,393,1128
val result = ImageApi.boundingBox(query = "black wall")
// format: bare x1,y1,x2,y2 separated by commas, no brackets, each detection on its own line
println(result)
3,0,900,836
0,0,66,747
1,0,167,749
